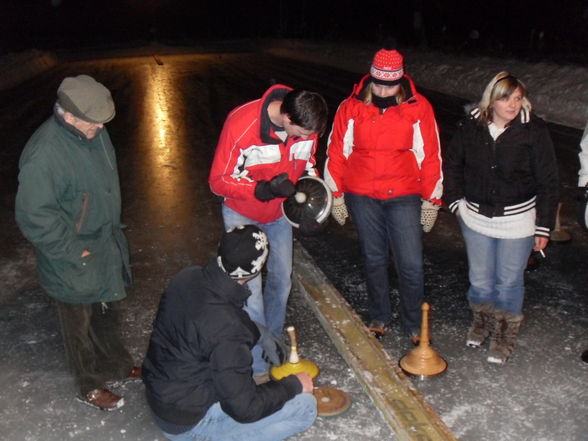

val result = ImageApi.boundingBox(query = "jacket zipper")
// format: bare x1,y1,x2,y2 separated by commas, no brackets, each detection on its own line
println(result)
100,135,114,170
75,193,90,233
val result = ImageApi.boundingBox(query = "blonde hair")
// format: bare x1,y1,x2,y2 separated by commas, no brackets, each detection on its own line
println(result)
363,82,406,106
478,71,532,125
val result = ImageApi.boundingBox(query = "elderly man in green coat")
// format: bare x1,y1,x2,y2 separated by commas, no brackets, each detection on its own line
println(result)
15,74,140,411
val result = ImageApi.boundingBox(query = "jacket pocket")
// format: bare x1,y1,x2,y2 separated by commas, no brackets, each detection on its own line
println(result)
62,252,103,299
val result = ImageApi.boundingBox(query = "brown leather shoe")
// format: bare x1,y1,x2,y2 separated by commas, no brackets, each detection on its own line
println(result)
368,320,388,340
106,366,142,388
410,334,433,346
128,366,142,379
82,388,124,411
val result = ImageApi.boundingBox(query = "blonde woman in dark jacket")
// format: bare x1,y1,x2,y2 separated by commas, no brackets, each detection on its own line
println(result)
443,72,559,364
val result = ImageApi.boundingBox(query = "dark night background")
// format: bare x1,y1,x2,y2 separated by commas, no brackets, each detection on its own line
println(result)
1,2,588,440
2,0,588,64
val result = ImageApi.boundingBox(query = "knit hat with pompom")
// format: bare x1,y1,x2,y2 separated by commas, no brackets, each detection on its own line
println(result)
370,46,404,85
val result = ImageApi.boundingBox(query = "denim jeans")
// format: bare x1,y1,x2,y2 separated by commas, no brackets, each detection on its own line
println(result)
162,393,317,441
459,218,534,314
345,193,424,334
222,205,293,375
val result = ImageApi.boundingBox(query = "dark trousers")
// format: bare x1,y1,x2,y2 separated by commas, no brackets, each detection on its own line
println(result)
56,300,134,396
346,193,424,334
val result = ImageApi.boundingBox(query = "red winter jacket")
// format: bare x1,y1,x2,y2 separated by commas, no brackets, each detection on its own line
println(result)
324,75,442,204
209,85,319,223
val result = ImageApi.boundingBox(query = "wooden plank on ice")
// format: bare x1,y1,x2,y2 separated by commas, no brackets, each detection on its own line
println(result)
292,242,457,441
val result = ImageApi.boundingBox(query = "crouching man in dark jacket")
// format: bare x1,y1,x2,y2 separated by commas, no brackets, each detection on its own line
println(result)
142,225,317,441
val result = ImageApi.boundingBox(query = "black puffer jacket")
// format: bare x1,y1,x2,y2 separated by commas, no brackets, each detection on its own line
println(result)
142,261,300,431
443,108,559,231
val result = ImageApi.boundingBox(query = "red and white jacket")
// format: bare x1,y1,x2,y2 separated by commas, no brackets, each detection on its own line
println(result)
209,85,320,223
324,75,443,204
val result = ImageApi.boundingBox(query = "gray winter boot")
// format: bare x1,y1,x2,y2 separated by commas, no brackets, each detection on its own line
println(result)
466,302,495,348
487,310,523,364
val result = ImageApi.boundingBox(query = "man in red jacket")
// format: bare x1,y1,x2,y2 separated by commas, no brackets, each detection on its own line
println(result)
209,85,328,380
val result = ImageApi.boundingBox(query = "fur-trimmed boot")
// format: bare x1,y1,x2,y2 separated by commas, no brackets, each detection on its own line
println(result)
466,302,495,348
487,310,523,364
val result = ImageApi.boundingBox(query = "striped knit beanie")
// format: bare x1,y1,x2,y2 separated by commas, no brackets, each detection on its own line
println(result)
370,48,404,85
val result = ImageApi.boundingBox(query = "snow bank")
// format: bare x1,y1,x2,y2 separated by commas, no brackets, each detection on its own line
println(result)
408,51,588,130
265,40,588,130
2,41,586,129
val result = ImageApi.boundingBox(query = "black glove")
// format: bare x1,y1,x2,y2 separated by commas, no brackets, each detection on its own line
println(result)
254,322,287,366
255,173,296,202
298,218,327,236
577,186,588,230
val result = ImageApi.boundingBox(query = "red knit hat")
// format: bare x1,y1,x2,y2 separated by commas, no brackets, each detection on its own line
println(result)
370,48,404,85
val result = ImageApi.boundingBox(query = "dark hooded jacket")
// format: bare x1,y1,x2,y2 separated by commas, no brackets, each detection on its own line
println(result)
142,261,301,434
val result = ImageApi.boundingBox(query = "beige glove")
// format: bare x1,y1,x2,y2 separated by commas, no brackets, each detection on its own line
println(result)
331,196,349,226
421,200,440,233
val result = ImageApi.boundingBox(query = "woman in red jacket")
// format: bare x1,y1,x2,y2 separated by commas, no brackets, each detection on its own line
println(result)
324,45,443,341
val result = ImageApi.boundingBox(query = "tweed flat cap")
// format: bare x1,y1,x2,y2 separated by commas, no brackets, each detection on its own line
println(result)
57,74,115,123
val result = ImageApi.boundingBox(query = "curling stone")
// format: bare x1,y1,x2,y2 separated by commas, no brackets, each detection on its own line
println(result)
270,326,319,380
282,176,333,229
314,386,352,417
550,203,571,243
400,303,447,377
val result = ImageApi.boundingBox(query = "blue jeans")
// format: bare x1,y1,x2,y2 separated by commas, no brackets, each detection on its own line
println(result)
163,393,317,441
459,218,534,314
222,205,293,375
345,193,424,334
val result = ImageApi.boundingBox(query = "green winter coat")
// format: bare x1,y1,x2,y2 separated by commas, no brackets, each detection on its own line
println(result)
15,112,132,304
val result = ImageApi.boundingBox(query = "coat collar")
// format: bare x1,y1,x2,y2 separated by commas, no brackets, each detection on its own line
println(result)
53,104,104,143
202,260,251,308
259,84,293,145
352,74,417,104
